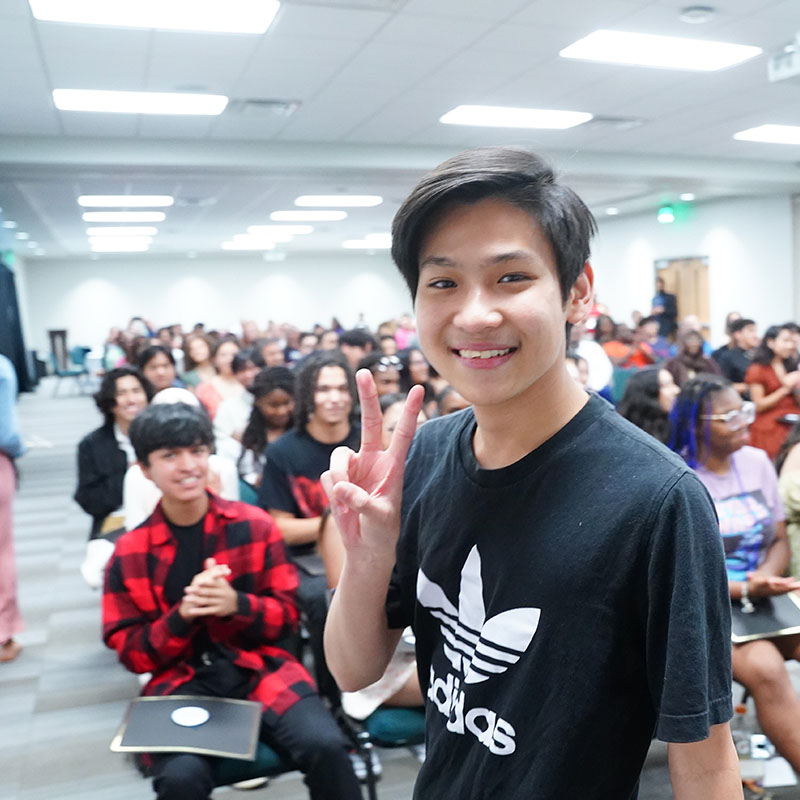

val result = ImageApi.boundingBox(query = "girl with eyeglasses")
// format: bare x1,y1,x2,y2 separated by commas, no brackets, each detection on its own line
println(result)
670,373,800,773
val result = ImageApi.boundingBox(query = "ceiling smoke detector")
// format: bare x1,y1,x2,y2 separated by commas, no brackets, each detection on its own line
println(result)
679,6,715,24
226,99,302,117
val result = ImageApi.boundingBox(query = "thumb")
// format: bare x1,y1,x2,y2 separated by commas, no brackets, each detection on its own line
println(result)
204,557,217,570
331,481,372,514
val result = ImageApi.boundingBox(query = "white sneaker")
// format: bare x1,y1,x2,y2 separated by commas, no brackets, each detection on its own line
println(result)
80,538,115,589
230,777,269,790
349,749,382,782
409,743,426,763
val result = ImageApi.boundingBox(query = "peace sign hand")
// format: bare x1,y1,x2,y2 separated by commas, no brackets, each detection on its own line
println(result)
321,370,424,562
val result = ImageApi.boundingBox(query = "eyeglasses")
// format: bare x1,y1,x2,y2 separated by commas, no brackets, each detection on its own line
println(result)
700,401,756,431
374,355,401,372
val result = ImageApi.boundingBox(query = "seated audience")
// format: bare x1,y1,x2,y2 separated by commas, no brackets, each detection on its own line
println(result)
746,325,800,459
637,316,671,362
238,367,295,488
663,330,721,387
357,353,401,397
103,402,361,800
298,332,319,360
338,329,375,371
256,337,287,367
436,385,470,416
569,321,613,394
712,311,742,363
195,337,242,420
181,334,216,389
776,425,800,578
617,367,679,444
75,367,153,588
565,351,589,390
258,353,359,703
670,374,800,775
379,334,398,356
714,318,758,396
123,388,238,531
212,351,260,462
138,345,183,393
593,314,616,345
0,354,25,663
318,329,340,351
398,347,437,418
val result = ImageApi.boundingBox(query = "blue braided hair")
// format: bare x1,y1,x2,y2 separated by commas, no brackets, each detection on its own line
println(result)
668,373,732,468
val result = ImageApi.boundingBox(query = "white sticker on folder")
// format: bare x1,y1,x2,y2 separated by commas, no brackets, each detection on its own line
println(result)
171,706,210,727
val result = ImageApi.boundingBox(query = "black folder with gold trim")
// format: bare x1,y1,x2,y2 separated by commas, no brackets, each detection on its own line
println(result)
731,592,800,644
110,695,261,760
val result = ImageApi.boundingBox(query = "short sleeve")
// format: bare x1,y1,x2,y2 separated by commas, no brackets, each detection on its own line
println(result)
744,362,765,386
643,473,733,743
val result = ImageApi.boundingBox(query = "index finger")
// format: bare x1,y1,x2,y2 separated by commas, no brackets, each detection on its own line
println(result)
356,368,384,452
387,384,425,461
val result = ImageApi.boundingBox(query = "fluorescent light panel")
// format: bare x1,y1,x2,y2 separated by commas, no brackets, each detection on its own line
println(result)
733,124,800,145
294,195,382,208
53,89,228,116
79,195,173,208
86,227,158,236
559,30,761,71
82,211,166,222
29,0,280,34
270,210,347,222
440,105,592,129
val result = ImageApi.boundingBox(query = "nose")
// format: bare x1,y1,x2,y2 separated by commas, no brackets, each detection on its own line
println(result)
175,451,196,471
452,288,502,332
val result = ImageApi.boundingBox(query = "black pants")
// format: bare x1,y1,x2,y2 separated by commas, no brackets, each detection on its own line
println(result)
295,570,339,704
151,695,361,800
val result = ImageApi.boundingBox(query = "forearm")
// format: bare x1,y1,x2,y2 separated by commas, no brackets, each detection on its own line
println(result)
324,554,402,692
760,535,791,576
668,724,742,799
753,384,790,412
270,513,321,546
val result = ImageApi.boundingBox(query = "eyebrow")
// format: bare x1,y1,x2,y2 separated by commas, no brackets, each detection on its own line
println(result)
420,250,533,270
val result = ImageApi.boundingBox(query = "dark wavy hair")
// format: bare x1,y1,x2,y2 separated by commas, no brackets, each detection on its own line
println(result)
93,366,154,426
391,146,596,302
136,344,175,370
397,347,436,405
617,368,671,445
294,352,356,433
668,373,732,468
239,367,295,471
751,324,798,369
129,402,214,466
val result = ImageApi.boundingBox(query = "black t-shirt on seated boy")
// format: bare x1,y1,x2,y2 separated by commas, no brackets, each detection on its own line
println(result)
386,393,732,800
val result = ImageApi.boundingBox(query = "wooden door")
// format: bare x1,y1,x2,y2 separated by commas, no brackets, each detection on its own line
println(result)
655,257,709,329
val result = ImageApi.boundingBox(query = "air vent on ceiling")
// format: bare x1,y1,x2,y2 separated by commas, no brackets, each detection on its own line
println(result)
226,99,302,117
175,197,217,208
583,115,647,131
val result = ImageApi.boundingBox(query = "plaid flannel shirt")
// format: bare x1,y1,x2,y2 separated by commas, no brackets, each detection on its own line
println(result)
102,493,315,721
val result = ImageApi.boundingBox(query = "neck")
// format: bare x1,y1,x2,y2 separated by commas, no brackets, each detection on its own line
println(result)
702,449,732,475
162,492,209,526
306,417,350,444
472,367,589,470
115,418,130,436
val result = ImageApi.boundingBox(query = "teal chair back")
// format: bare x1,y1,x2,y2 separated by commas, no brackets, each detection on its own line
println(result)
212,742,295,787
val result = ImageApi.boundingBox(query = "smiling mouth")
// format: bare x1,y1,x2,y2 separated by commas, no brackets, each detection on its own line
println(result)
454,347,516,359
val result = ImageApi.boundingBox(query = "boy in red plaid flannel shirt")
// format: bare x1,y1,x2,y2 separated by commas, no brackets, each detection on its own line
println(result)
103,402,360,800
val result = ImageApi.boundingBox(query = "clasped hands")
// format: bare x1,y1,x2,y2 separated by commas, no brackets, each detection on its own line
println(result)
179,557,238,620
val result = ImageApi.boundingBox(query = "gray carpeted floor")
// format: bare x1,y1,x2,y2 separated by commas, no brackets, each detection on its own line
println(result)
2,379,797,799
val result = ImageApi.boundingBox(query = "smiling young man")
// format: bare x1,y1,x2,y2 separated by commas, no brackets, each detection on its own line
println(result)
323,147,741,799
103,402,360,800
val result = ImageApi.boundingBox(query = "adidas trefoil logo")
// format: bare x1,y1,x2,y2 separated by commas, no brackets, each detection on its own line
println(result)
418,545,541,685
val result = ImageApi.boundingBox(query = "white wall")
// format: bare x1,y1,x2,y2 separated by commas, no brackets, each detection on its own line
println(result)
591,194,795,344
22,251,411,352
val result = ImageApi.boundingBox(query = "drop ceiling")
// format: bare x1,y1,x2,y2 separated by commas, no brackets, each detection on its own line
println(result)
0,0,799,259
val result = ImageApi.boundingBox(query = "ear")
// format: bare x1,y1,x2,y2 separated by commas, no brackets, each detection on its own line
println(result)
138,460,153,482
565,262,595,325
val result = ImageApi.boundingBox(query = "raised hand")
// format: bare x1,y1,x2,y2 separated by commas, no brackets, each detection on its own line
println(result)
179,557,237,619
321,370,424,560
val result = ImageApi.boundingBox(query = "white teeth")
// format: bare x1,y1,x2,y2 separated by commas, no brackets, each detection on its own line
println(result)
180,477,198,485
457,348,512,359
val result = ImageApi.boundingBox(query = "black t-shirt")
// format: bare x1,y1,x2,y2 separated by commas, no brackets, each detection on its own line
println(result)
386,394,732,800
716,346,752,385
258,426,360,555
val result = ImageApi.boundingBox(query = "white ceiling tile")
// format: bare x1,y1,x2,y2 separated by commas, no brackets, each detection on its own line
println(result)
207,111,290,141
371,12,493,47
269,4,391,40
59,112,140,138
400,0,532,20
136,116,217,139
509,0,651,29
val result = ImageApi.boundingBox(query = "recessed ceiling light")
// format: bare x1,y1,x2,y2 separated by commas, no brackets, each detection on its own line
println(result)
294,195,383,208
270,210,347,222
679,193,696,201
605,207,620,215
733,124,800,145
440,105,592,129
86,226,158,236
15,232,29,240
1,220,18,229
79,195,173,208
247,225,314,236
82,211,166,223
53,89,228,116
29,0,280,34
559,30,761,71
